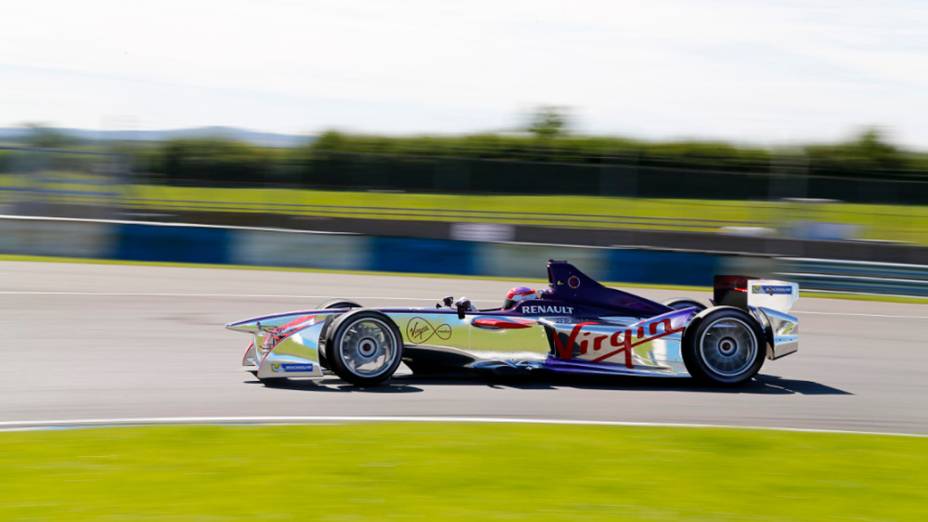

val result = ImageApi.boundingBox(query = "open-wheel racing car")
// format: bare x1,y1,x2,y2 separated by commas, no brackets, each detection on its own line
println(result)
227,260,799,386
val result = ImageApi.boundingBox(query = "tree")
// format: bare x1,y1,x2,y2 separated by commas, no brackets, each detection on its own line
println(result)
853,128,899,162
804,127,905,173
527,106,570,138
20,122,77,148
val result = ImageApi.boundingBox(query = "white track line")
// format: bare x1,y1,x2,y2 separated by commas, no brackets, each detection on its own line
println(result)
2,291,927,319
792,310,928,320
0,291,486,302
0,416,923,437
0,213,355,235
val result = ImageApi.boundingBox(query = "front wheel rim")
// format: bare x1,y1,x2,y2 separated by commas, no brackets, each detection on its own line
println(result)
698,317,757,378
338,318,398,378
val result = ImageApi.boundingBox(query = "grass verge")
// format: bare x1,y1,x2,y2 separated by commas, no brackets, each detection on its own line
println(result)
2,253,928,305
0,423,924,521
127,186,928,244
4,176,927,243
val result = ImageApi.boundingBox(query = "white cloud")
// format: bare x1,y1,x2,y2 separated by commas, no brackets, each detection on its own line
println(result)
1,0,926,146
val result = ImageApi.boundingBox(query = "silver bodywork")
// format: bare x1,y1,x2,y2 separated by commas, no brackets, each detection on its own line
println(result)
757,307,800,359
228,305,798,380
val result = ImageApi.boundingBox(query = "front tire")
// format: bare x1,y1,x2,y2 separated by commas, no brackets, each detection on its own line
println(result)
682,307,765,385
324,310,404,386
317,301,362,370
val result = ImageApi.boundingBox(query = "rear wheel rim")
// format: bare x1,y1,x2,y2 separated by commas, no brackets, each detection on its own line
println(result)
698,317,757,378
338,318,398,378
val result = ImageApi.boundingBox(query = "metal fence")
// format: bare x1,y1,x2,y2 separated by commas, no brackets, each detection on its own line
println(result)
295,150,928,203
777,258,928,297
0,146,128,219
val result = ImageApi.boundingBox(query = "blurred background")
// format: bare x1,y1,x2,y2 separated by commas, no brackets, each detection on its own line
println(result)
2,0,927,293
3,3,928,520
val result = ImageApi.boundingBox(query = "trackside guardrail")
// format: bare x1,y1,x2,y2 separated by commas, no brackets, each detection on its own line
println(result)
776,257,928,297
0,215,925,297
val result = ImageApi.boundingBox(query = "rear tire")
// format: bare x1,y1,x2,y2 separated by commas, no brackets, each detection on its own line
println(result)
324,309,404,386
682,307,765,385
319,299,362,310
663,298,707,311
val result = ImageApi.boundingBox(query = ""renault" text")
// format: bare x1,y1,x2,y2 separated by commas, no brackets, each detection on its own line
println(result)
520,305,574,315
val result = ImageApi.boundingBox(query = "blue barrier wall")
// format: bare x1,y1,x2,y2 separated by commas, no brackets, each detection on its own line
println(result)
6,216,924,295
112,223,232,264
368,237,480,275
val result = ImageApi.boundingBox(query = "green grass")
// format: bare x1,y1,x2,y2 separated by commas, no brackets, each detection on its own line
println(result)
4,174,928,244
127,185,928,244
0,423,924,521
3,254,928,305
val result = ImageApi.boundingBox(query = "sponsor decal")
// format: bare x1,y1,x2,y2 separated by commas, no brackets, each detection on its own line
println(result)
406,317,452,344
519,304,574,315
271,362,314,373
472,317,535,329
752,285,793,296
262,315,317,352
548,316,684,368
568,275,581,289
281,363,314,372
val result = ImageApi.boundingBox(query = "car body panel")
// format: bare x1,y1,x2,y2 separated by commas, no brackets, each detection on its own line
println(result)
227,260,799,381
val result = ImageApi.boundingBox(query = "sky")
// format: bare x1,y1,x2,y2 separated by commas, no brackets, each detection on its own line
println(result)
1,0,926,146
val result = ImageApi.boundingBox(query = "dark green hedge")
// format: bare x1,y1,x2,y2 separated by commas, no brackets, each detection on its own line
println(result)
0,150,11,172
135,139,290,186
132,131,928,203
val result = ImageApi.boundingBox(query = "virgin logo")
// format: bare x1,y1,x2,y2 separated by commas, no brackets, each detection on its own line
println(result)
549,317,683,367
406,317,452,344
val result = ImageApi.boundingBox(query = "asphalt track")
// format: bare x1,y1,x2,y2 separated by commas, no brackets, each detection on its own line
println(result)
3,261,927,435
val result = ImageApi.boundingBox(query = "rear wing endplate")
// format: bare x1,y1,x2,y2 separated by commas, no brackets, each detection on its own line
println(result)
714,275,799,313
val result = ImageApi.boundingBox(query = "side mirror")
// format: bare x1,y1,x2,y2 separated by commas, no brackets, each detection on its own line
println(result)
454,297,472,319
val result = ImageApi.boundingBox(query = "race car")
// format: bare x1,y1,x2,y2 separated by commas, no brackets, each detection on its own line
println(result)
226,260,799,386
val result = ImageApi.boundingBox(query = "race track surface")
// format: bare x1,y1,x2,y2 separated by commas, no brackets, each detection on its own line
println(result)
3,261,927,434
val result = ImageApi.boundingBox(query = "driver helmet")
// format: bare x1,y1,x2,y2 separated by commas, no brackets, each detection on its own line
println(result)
503,286,540,309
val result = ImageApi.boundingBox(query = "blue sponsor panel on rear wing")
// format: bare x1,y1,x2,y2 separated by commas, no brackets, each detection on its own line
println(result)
752,285,794,295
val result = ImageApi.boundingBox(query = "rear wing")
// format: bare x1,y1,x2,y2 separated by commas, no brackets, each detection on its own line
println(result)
714,275,799,313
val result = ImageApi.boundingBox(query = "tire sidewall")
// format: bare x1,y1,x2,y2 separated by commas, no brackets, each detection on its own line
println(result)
318,301,362,369
326,309,404,385
319,300,362,310
663,298,707,311
682,306,765,385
